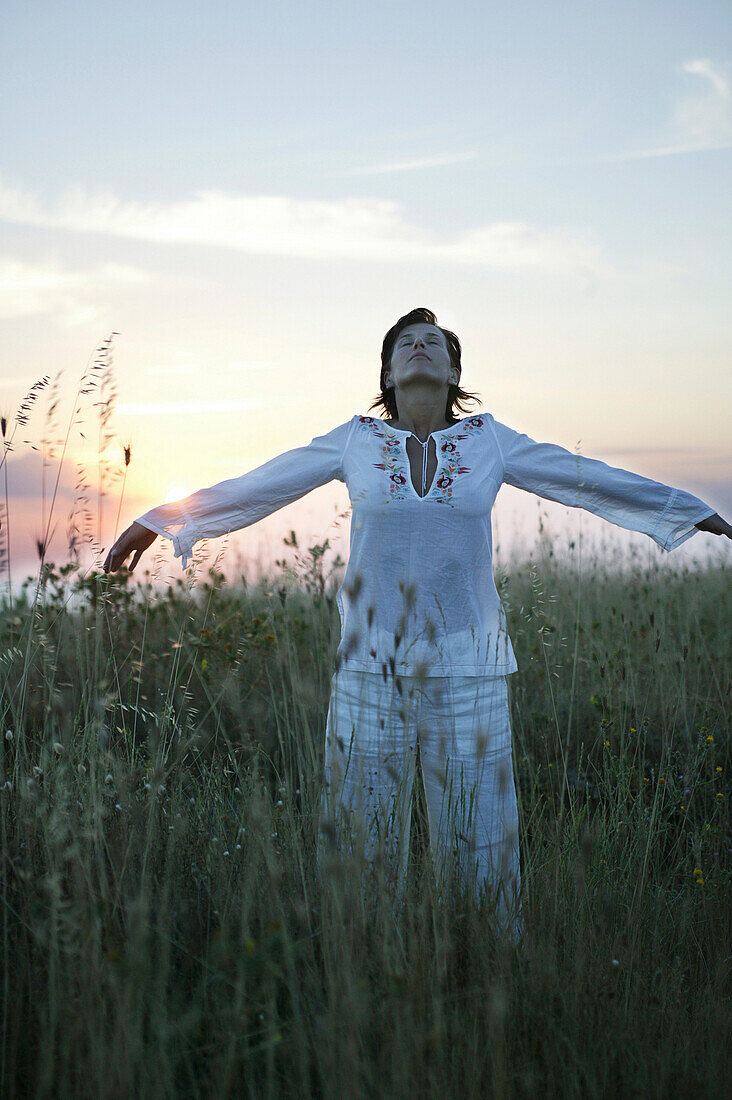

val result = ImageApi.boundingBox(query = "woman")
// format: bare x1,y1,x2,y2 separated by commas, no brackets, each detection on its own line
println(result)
104,307,729,941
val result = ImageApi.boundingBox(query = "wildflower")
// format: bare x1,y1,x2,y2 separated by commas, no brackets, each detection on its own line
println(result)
680,805,685,810
705,735,714,743
693,867,702,875
659,777,665,784
201,658,208,670
643,777,649,784
716,766,722,773
603,740,610,747
716,793,724,799
696,878,704,886
630,727,636,733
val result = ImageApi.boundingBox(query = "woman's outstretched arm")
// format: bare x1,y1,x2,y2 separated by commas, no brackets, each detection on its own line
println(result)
103,417,355,573
488,417,724,552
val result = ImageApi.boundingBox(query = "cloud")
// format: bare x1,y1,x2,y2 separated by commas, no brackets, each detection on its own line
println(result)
0,254,152,326
321,150,479,177
674,58,732,147
587,57,732,163
0,180,605,279
142,360,259,379
1,449,76,500
116,399,263,416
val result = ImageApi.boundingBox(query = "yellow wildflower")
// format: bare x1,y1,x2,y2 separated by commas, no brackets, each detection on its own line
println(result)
659,777,665,784
604,740,610,747
630,727,637,733
716,792,724,799
705,735,714,743
693,867,702,875
696,878,704,886
201,658,208,670
716,766,722,772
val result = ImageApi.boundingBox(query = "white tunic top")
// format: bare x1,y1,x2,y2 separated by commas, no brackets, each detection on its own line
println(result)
136,412,715,677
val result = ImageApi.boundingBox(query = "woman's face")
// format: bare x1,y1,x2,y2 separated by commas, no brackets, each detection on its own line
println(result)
385,323,457,391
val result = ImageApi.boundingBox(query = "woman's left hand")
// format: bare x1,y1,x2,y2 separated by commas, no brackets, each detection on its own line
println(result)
694,513,732,539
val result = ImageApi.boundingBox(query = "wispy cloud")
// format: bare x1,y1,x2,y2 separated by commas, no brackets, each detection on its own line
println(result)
0,180,605,278
142,360,259,381
116,399,262,416
674,58,731,146
586,58,731,163
0,254,151,326
321,150,479,177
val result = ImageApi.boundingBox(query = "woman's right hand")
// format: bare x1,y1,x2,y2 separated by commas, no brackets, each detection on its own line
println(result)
103,522,158,574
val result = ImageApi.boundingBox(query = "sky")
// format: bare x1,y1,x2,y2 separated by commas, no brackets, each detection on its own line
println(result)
1,0,730,586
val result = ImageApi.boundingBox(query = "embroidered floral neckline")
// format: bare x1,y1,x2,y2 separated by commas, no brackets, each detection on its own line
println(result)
357,414,485,503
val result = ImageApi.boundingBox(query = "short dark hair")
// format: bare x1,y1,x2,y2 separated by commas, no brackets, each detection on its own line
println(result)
368,307,481,423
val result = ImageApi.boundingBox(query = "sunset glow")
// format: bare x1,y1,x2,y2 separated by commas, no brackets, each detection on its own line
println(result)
0,2,728,583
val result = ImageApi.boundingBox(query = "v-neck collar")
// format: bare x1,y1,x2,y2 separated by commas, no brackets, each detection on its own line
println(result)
381,418,467,446
384,421,466,501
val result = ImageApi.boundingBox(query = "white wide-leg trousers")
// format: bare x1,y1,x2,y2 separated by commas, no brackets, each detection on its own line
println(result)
318,669,523,940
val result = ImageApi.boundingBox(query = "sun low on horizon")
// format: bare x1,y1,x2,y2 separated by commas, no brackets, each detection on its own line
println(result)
164,485,191,505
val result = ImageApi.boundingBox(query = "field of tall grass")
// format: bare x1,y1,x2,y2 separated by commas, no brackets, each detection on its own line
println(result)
1,340,729,1097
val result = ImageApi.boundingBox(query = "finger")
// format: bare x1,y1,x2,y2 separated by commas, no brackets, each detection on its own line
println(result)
108,547,127,573
129,548,143,572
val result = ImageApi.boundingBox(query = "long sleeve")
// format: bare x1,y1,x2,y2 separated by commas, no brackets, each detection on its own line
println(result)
489,417,716,553
135,417,355,567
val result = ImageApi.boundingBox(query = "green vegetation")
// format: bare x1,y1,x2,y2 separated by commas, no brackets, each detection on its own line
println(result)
1,537,729,1098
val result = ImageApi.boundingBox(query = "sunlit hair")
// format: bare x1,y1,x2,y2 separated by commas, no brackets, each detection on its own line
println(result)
368,307,481,423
